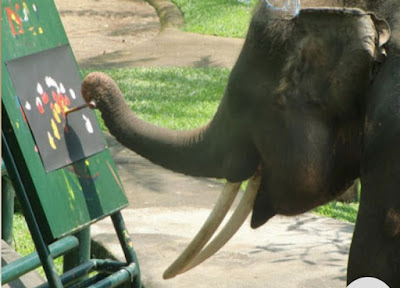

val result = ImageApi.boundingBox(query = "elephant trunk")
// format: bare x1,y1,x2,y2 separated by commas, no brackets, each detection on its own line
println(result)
81,72,262,278
81,72,258,182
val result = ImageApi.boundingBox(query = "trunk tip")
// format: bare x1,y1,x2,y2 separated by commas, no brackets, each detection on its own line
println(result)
81,72,116,106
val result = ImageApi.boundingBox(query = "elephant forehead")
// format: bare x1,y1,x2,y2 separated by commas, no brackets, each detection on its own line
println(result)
296,9,378,56
256,8,381,84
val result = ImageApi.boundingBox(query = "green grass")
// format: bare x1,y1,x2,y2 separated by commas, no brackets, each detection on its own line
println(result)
82,67,230,131
12,213,63,278
313,201,359,223
12,214,35,257
171,0,258,37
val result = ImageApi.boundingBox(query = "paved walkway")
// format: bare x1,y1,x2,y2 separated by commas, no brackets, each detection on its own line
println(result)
78,29,244,69
55,0,354,287
2,241,45,288
54,0,244,69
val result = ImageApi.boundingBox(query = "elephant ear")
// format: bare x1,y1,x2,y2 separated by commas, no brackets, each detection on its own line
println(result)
369,13,391,62
250,8,389,229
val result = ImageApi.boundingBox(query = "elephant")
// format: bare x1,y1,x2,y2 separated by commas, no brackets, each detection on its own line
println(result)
341,1,400,286
81,0,400,286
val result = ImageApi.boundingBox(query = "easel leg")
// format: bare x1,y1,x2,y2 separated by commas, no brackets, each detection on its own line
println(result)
1,174,15,245
64,227,91,273
2,132,63,288
111,212,141,288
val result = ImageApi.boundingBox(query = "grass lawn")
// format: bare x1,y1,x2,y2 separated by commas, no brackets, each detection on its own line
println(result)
81,67,230,131
313,201,358,223
171,0,258,37
12,213,64,278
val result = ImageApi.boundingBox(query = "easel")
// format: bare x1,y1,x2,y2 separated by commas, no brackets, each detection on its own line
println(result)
1,1,141,287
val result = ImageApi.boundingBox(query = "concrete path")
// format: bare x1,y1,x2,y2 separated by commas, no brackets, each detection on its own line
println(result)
90,135,353,288
55,0,244,69
78,29,244,69
1,241,45,288
55,0,355,287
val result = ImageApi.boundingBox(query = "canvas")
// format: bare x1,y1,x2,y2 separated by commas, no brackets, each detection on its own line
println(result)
6,45,106,172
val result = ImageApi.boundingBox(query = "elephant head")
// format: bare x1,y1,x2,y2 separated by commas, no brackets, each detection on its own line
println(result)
82,2,390,283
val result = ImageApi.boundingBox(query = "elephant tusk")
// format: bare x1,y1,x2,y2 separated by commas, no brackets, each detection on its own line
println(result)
163,181,242,279
165,174,261,278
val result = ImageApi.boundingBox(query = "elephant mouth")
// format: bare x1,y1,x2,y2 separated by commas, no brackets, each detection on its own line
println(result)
163,172,261,279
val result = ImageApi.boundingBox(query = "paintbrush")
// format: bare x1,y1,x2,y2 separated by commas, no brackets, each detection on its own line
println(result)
65,100,96,116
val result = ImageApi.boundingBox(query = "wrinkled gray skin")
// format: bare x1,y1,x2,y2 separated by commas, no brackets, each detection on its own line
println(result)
82,1,400,286
342,1,400,286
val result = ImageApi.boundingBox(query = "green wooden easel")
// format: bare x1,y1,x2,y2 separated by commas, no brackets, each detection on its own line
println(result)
1,1,141,287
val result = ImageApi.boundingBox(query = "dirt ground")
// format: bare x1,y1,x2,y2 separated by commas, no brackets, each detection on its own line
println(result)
54,0,161,65
54,0,244,69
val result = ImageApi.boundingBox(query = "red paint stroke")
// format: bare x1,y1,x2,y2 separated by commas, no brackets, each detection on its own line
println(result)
58,94,64,106
20,105,28,124
55,93,67,117
6,7,24,37
36,97,44,114
37,103,44,114
66,166,100,181
64,95,71,106
50,102,54,110
52,91,58,101
41,92,49,104
6,3,44,39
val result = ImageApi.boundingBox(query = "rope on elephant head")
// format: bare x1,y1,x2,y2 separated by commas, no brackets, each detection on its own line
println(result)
264,0,301,16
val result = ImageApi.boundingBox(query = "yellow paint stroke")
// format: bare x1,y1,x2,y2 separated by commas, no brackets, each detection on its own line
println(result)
47,131,56,149
53,107,61,123
107,161,124,191
54,102,61,114
16,121,20,129
61,170,76,212
63,171,76,200
122,230,134,247
22,2,29,15
51,119,60,140
67,184,76,201
85,160,89,166
38,27,43,34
